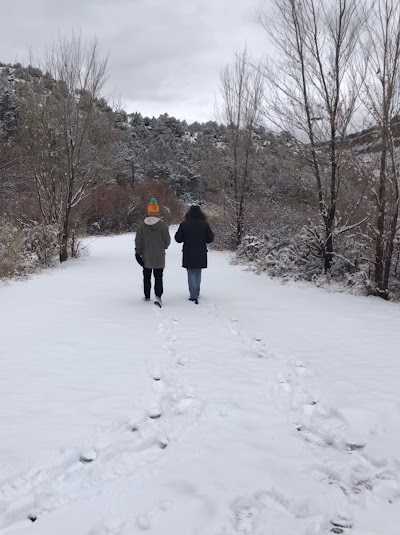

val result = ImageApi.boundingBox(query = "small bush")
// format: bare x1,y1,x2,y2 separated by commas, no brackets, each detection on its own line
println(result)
23,223,59,267
0,219,59,279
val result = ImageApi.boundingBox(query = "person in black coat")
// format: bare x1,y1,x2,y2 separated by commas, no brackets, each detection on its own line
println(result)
175,205,214,304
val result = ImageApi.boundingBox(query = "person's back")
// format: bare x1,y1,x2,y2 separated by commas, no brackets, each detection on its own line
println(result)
175,218,213,269
137,217,170,269
175,205,214,303
135,198,171,306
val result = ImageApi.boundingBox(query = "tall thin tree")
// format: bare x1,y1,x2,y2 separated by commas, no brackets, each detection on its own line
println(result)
259,0,364,271
17,33,112,262
219,49,264,246
360,0,400,296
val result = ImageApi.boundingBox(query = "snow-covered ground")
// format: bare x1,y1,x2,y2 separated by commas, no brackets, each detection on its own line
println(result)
1,232,400,535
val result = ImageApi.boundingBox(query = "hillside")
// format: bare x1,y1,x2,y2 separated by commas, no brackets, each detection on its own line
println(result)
0,61,313,235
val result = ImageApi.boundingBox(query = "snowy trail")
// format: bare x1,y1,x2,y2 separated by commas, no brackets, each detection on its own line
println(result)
1,233,400,534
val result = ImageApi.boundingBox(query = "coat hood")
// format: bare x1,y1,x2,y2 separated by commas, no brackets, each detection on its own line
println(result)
144,216,162,227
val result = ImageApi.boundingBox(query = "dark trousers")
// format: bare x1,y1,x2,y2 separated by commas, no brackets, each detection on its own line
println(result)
143,268,164,299
187,268,202,299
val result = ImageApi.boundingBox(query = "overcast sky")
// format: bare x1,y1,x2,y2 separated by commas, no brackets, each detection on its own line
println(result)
0,0,271,123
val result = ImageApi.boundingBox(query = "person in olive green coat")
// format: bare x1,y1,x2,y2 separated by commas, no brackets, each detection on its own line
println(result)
135,198,171,306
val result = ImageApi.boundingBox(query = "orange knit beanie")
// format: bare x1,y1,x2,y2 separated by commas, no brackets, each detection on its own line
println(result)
147,197,160,215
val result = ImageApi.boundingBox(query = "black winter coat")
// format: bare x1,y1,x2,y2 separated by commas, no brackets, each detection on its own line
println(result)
175,219,214,269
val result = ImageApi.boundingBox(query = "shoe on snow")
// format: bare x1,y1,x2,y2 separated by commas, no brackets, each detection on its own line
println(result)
189,298,199,305
143,297,150,302
154,296,162,308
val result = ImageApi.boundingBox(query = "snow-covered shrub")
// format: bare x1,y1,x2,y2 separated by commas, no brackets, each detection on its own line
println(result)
237,235,267,261
23,223,58,267
277,227,324,279
236,223,376,293
0,219,59,279
328,231,373,293
237,224,325,281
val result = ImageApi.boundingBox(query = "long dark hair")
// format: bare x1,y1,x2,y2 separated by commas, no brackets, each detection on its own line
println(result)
185,205,206,220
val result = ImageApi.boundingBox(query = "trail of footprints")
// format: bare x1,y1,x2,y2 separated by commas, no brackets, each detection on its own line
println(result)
274,359,400,533
205,304,274,361
205,305,400,535
3,303,400,534
0,313,201,533
229,488,315,535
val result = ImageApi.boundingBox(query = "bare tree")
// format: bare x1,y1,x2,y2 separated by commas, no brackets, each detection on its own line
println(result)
218,49,264,246
17,34,113,262
259,0,364,271
360,0,400,297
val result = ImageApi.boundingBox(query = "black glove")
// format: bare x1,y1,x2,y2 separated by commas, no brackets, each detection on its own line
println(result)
135,254,144,267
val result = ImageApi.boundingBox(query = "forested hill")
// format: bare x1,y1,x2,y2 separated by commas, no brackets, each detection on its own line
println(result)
0,61,288,203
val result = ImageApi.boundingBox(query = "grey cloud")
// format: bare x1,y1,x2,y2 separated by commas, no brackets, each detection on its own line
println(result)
0,0,269,121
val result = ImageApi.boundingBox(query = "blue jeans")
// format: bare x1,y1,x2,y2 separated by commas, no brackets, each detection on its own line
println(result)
187,269,202,299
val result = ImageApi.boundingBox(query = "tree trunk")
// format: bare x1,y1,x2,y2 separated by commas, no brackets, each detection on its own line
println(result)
236,193,246,247
59,205,72,263
383,201,399,292
324,226,334,272
236,217,243,248
323,205,335,272
375,158,387,290
130,160,135,188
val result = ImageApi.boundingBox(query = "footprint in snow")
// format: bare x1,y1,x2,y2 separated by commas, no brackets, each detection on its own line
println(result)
79,449,97,464
230,489,310,534
309,465,348,494
345,441,366,452
159,500,173,511
158,436,169,450
255,488,311,519
349,464,375,493
276,373,292,393
295,361,306,376
295,423,336,448
151,366,162,381
229,318,240,335
162,343,176,357
149,407,162,420
137,513,152,530
231,497,259,534
128,412,143,433
329,512,353,534
295,406,349,450
249,336,272,359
